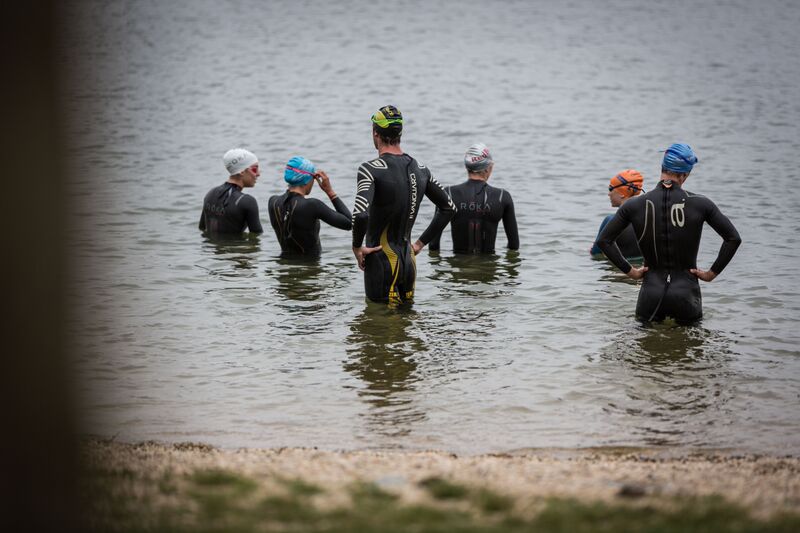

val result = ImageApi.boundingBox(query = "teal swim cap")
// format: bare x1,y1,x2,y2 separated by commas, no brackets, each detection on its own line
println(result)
284,156,315,186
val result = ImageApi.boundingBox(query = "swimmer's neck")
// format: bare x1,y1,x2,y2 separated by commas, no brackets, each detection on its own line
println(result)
288,185,312,196
467,168,492,182
377,144,403,156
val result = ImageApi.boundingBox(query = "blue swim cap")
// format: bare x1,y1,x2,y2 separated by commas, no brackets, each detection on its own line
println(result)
662,143,698,174
284,156,316,186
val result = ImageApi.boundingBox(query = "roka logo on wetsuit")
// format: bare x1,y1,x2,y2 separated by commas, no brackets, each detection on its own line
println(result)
459,202,491,214
408,173,418,221
671,202,686,228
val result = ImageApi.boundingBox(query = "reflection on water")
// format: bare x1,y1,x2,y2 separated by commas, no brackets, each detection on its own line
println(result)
200,233,261,275
270,257,325,302
428,251,521,295
598,324,734,446
344,305,427,441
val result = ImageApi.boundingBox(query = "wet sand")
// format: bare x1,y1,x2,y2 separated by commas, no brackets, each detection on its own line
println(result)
84,439,800,518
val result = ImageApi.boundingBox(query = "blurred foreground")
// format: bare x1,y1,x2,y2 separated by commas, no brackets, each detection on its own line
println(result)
83,440,800,532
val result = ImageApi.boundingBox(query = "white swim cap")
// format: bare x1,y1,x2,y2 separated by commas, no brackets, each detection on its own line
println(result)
464,143,493,172
223,148,258,176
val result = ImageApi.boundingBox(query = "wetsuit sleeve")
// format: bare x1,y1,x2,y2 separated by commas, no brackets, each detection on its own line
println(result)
596,206,633,274
502,192,520,250
352,164,375,247
241,195,263,234
590,215,614,255
418,175,456,245
315,197,352,230
704,200,742,275
426,187,452,251
428,208,443,251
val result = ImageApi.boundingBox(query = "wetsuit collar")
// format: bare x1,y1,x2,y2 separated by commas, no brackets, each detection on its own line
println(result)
224,180,243,191
378,149,405,157
659,179,683,190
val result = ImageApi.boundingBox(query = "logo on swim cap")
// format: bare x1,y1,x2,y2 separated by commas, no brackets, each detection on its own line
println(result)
284,156,316,186
371,105,403,131
464,143,493,172
662,143,698,174
223,148,258,176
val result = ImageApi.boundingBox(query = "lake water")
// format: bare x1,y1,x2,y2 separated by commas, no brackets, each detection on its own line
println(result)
62,0,800,454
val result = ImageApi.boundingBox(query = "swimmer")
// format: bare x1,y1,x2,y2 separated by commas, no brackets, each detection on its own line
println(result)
590,169,644,259
596,143,742,324
428,143,519,254
351,105,456,304
268,156,351,256
199,148,263,234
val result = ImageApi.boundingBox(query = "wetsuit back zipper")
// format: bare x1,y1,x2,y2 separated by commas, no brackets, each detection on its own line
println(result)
648,185,672,322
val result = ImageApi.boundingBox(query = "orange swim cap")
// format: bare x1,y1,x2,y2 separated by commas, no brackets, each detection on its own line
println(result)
608,169,644,198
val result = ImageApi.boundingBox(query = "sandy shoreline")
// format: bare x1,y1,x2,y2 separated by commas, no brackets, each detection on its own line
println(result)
84,439,800,517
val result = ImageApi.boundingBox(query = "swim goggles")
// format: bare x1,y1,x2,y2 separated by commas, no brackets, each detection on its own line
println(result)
609,174,642,192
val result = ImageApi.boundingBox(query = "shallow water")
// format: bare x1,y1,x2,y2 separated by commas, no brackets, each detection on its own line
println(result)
63,0,800,453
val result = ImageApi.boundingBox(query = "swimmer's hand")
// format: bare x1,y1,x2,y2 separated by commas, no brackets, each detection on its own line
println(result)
315,170,335,198
353,245,382,271
626,266,649,280
690,268,717,282
412,239,425,255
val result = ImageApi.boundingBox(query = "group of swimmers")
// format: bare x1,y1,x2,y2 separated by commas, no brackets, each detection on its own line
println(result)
200,105,742,325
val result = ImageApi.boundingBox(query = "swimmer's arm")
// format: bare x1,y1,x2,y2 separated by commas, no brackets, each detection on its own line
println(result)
242,196,263,234
693,200,742,280
352,164,375,248
428,207,443,252
596,212,633,274
314,170,351,229
417,176,456,249
423,206,450,253
503,194,520,250
315,197,352,231
590,215,614,255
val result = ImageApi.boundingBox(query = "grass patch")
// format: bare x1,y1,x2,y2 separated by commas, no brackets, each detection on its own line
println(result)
191,468,257,492
474,488,513,513
420,476,470,500
419,476,511,513
82,466,800,533
281,477,324,497
256,494,319,523
532,496,800,532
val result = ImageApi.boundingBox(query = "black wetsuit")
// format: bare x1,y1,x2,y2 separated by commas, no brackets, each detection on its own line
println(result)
597,181,741,324
591,214,641,258
199,182,263,234
267,192,352,256
428,179,519,254
352,153,456,303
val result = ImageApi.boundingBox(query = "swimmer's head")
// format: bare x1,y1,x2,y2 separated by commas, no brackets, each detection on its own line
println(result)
223,148,258,176
284,156,316,186
608,169,643,197
372,105,403,145
464,143,494,174
661,143,697,176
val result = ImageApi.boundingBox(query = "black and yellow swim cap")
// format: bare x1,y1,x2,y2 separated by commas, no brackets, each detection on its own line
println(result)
371,105,403,133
